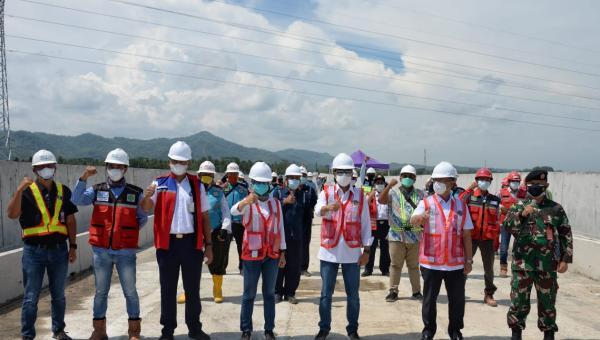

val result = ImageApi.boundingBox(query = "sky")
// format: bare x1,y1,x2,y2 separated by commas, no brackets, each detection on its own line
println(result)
5,0,600,171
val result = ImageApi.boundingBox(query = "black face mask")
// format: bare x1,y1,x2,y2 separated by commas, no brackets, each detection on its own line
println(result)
527,184,546,197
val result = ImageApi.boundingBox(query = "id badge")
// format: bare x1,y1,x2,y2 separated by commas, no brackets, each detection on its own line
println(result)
248,234,263,251
187,201,195,213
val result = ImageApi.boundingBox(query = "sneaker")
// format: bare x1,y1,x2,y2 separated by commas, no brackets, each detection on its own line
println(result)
450,331,463,340
420,334,433,340
189,329,211,340
381,272,390,277
302,270,312,277
510,328,522,340
412,292,424,300
348,331,361,340
275,294,283,303
22,337,34,340
52,331,72,340
288,295,298,304
314,330,329,340
543,331,555,340
385,290,398,302
265,330,276,340
361,270,372,277
240,331,252,340
158,336,174,340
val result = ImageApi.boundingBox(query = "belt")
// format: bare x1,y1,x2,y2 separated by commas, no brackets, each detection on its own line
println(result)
25,241,65,249
170,233,195,239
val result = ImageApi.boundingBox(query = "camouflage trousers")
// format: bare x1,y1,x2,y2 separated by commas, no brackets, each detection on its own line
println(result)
507,270,559,332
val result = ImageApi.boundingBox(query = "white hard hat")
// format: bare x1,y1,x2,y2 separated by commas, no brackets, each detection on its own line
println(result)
238,170,245,179
332,153,354,170
249,162,272,182
32,149,57,166
105,148,129,166
285,164,302,177
307,172,313,177
226,162,240,174
197,160,216,174
400,164,417,176
367,167,376,174
272,171,278,177
168,141,192,161
299,166,308,175
352,169,358,178
432,161,458,179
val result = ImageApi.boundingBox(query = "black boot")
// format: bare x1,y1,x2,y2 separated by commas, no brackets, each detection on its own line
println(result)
511,328,522,340
543,331,555,340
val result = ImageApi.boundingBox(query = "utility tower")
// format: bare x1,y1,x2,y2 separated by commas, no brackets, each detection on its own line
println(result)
0,0,11,160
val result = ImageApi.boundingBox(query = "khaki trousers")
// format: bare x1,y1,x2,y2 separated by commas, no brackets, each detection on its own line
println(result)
389,241,421,294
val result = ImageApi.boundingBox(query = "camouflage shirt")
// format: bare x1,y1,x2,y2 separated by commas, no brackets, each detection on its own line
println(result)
503,197,573,272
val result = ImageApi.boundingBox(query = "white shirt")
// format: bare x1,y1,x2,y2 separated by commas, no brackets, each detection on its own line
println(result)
231,198,287,250
218,194,232,232
375,191,388,220
412,194,474,271
315,185,373,264
151,177,209,234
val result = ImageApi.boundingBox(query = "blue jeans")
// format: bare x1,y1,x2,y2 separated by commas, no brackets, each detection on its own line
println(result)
319,260,360,334
500,225,512,265
241,257,279,332
21,242,69,338
92,247,140,319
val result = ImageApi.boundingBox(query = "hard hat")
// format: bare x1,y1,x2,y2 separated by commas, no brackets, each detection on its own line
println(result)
285,164,302,177
366,167,376,174
197,160,216,174
272,171,278,178
168,141,192,161
507,171,521,182
431,161,457,179
105,148,129,166
238,171,245,179
501,177,509,186
249,162,272,182
400,164,417,176
32,149,57,166
300,166,308,175
226,162,240,174
332,153,354,170
352,169,358,178
307,172,313,177
475,168,493,180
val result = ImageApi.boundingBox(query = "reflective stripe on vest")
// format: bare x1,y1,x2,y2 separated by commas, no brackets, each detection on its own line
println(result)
241,199,282,261
23,182,68,238
321,185,364,249
391,190,420,232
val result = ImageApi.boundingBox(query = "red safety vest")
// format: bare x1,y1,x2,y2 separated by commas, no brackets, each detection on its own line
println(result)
89,183,142,250
462,189,501,241
241,198,282,261
419,194,467,267
321,185,365,249
499,187,526,225
368,194,377,230
153,173,204,250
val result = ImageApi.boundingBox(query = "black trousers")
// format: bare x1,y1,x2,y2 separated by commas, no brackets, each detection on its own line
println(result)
421,266,466,338
231,222,245,271
208,229,231,275
301,217,313,271
365,220,391,273
276,238,302,297
156,235,204,336
472,239,497,295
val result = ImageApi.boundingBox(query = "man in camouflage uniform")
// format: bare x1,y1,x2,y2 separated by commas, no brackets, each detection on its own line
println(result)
503,170,573,340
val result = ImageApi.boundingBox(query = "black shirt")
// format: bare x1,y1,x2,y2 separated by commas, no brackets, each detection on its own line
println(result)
19,180,78,245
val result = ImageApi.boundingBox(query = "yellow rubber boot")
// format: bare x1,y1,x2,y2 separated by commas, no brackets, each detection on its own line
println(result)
177,292,186,304
213,275,224,303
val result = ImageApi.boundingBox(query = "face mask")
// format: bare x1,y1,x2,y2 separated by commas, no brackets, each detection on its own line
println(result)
375,184,385,192
107,169,124,182
433,181,447,195
170,164,188,176
336,174,352,187
477,180,491,191
37,167,55,180
288,179,300,190
300,177,307,185
401,177,415,188
200,175,213,185
509,182,520,191
527,184,546,198
351,179,357,186
252,182,271,196
228,175,238,184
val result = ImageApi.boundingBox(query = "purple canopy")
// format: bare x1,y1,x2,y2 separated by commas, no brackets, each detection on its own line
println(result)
350,150,390,170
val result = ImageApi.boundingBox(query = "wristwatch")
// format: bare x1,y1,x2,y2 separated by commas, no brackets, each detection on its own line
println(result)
466,258,474,264
69,244,78,249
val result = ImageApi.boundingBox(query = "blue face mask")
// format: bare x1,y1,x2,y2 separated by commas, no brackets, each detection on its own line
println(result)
288,179,300,190
252,182,271,196
300,177,307,185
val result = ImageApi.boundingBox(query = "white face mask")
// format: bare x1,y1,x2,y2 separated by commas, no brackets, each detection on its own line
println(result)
37,167,55,180
375,184,385,192
336,174,352,187
509,182,520,191
107,169,124,182
433,181,447,195
170,163,188,176
351,179,357,186
478,180,491,191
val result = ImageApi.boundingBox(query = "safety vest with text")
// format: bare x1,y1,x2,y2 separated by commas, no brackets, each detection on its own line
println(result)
241,198,282,261
321,185,365,249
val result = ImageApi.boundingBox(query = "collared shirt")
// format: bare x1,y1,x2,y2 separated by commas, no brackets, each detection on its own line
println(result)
150,177,209,234
387,187,424,243
412,194,474,271
315,184,373,264
375,191,388,220
230,198,287,250
19,180,78,246
206,184,232,232
71,179,148,255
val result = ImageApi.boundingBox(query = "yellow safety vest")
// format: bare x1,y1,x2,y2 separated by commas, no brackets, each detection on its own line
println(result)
22,182,68,238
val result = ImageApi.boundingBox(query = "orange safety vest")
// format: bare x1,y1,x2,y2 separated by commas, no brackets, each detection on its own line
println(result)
464,189,501,241
22,182,68,239
368,194,377,230
241,198,282,261
499,187,526,225
419,194,467,267
321,185,365,249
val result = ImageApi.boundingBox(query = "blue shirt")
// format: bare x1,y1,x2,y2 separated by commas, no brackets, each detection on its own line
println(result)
273,187,306,242
72,179,148,255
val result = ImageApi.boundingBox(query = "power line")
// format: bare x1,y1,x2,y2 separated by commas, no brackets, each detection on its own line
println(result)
9,15,600,114
18,0,600,95
110,0,600,78
9,49,600,133
12,34,599,124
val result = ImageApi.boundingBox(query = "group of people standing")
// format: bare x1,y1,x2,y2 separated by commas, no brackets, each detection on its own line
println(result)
7,145,573,340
